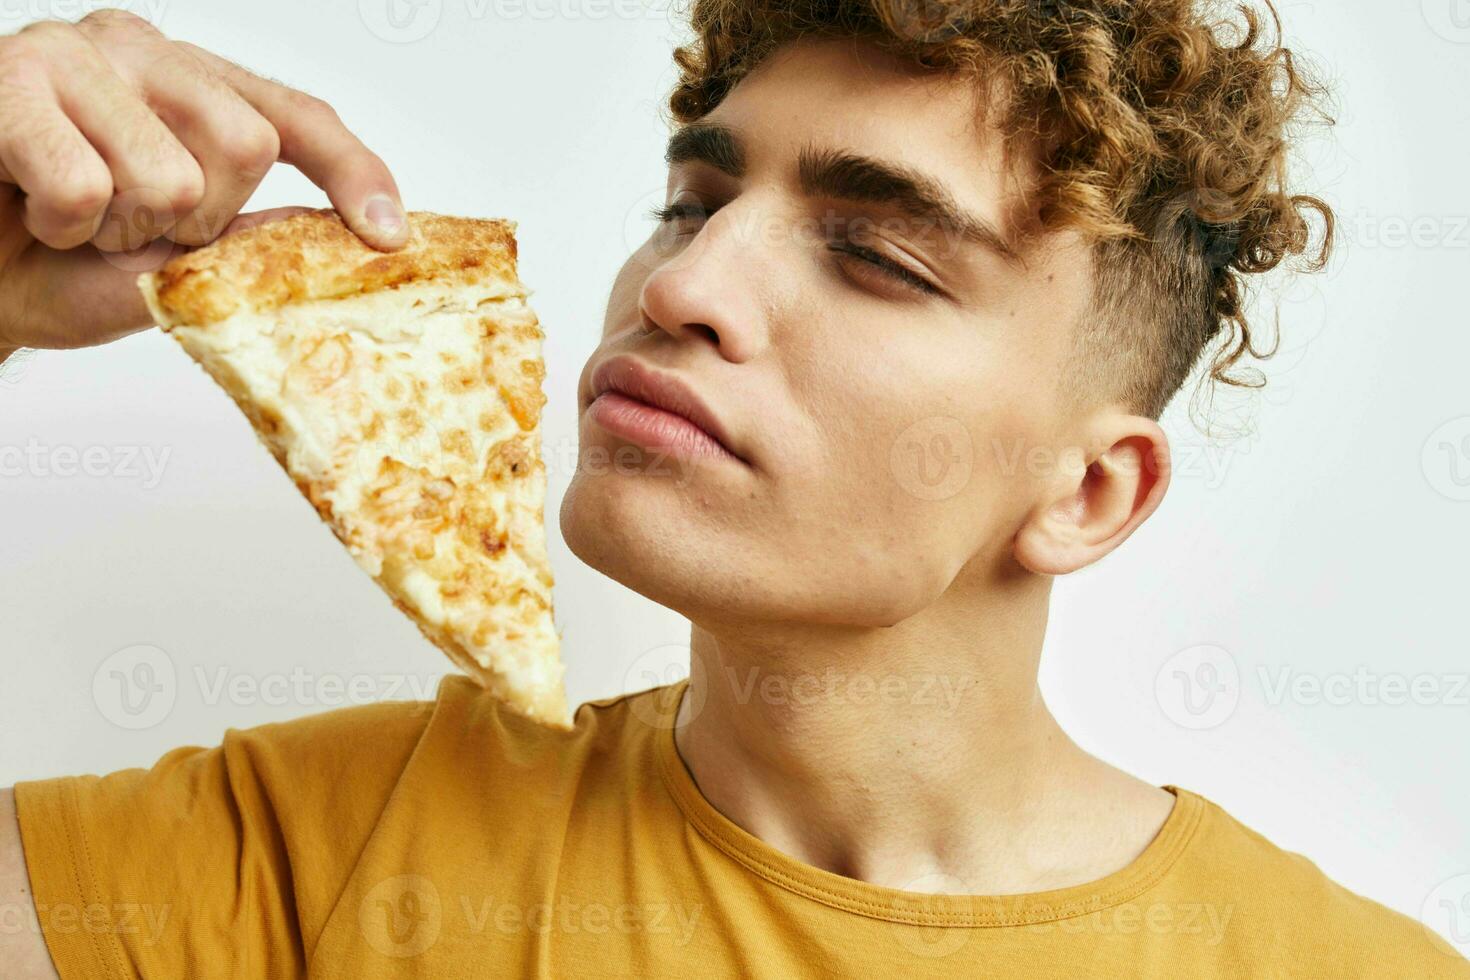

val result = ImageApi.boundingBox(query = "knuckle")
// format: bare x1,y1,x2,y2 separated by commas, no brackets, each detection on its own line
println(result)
45,173,113,223
221,121,280,177
78,8,152,33
18,19,79,46
358,150,390,180
160,165,207,212
285,89,339,123
0,36,46,82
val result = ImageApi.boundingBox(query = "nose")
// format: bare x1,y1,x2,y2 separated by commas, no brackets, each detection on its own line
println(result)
636,208,770,364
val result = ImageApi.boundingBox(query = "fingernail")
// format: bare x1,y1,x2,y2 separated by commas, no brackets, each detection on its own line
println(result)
365,195,406,237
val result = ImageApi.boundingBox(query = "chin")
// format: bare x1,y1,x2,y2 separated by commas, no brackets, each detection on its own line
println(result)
559,461,717,613
560,463,947,630
559,465,778,624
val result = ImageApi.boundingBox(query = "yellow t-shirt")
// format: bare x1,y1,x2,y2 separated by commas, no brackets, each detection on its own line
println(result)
15,676,1468,978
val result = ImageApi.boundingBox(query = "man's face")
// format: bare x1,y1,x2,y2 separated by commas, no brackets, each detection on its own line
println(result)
560,37,1096,627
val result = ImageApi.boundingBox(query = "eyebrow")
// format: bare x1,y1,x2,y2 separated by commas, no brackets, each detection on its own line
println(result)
664,122,1015,260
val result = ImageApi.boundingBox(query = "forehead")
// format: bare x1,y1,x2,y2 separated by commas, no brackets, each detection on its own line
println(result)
699,37,1024,230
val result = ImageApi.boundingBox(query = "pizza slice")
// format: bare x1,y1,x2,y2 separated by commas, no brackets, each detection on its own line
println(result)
137,209,570,728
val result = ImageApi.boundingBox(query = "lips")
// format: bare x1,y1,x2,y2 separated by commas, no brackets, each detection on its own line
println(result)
587,355,745,464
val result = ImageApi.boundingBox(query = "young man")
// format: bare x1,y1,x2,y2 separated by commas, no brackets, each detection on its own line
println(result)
0,2,1463,976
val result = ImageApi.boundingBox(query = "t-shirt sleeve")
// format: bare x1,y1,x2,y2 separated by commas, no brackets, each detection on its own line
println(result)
13,696,437,980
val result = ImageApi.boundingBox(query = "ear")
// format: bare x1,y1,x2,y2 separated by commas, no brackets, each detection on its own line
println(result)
1012,417,1172,576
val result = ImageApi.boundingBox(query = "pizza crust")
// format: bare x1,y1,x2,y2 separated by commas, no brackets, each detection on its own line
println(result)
143,209,525,327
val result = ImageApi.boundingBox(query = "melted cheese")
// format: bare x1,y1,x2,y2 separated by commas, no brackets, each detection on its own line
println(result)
149,277,568,727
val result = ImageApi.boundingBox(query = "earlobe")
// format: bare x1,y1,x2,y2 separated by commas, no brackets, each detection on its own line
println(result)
1012,423,1172,576
1013,484,1088,576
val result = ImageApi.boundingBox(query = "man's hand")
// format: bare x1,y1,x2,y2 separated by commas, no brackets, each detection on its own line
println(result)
0,8,408,354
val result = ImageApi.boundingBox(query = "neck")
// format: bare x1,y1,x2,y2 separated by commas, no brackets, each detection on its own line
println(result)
672,562,1174,895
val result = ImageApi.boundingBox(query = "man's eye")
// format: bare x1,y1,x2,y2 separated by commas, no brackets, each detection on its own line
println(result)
644,207,941,297
830,242,942,296
648,202,710,226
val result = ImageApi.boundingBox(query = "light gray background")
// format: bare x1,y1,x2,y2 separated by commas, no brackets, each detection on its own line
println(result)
2,0,1467,952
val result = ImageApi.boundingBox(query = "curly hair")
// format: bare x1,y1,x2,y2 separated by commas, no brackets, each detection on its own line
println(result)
663,0,1335,420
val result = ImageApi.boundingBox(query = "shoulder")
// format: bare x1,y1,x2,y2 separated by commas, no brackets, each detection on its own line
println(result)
223,684,440,766
10,691,443,976
208,674,674,795
416,674,676,773
362,676,682,838
1172,789,1470,976
11,678,678,976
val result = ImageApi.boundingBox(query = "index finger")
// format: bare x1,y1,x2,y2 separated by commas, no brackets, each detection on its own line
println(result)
176,42,408,251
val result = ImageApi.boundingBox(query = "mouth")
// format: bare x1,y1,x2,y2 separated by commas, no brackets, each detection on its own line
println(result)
586,355,746,465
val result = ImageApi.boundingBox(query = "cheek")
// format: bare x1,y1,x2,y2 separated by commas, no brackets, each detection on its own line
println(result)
797,326,990,508
787,324,1057,580
600,247,652,338
768,345,992,606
